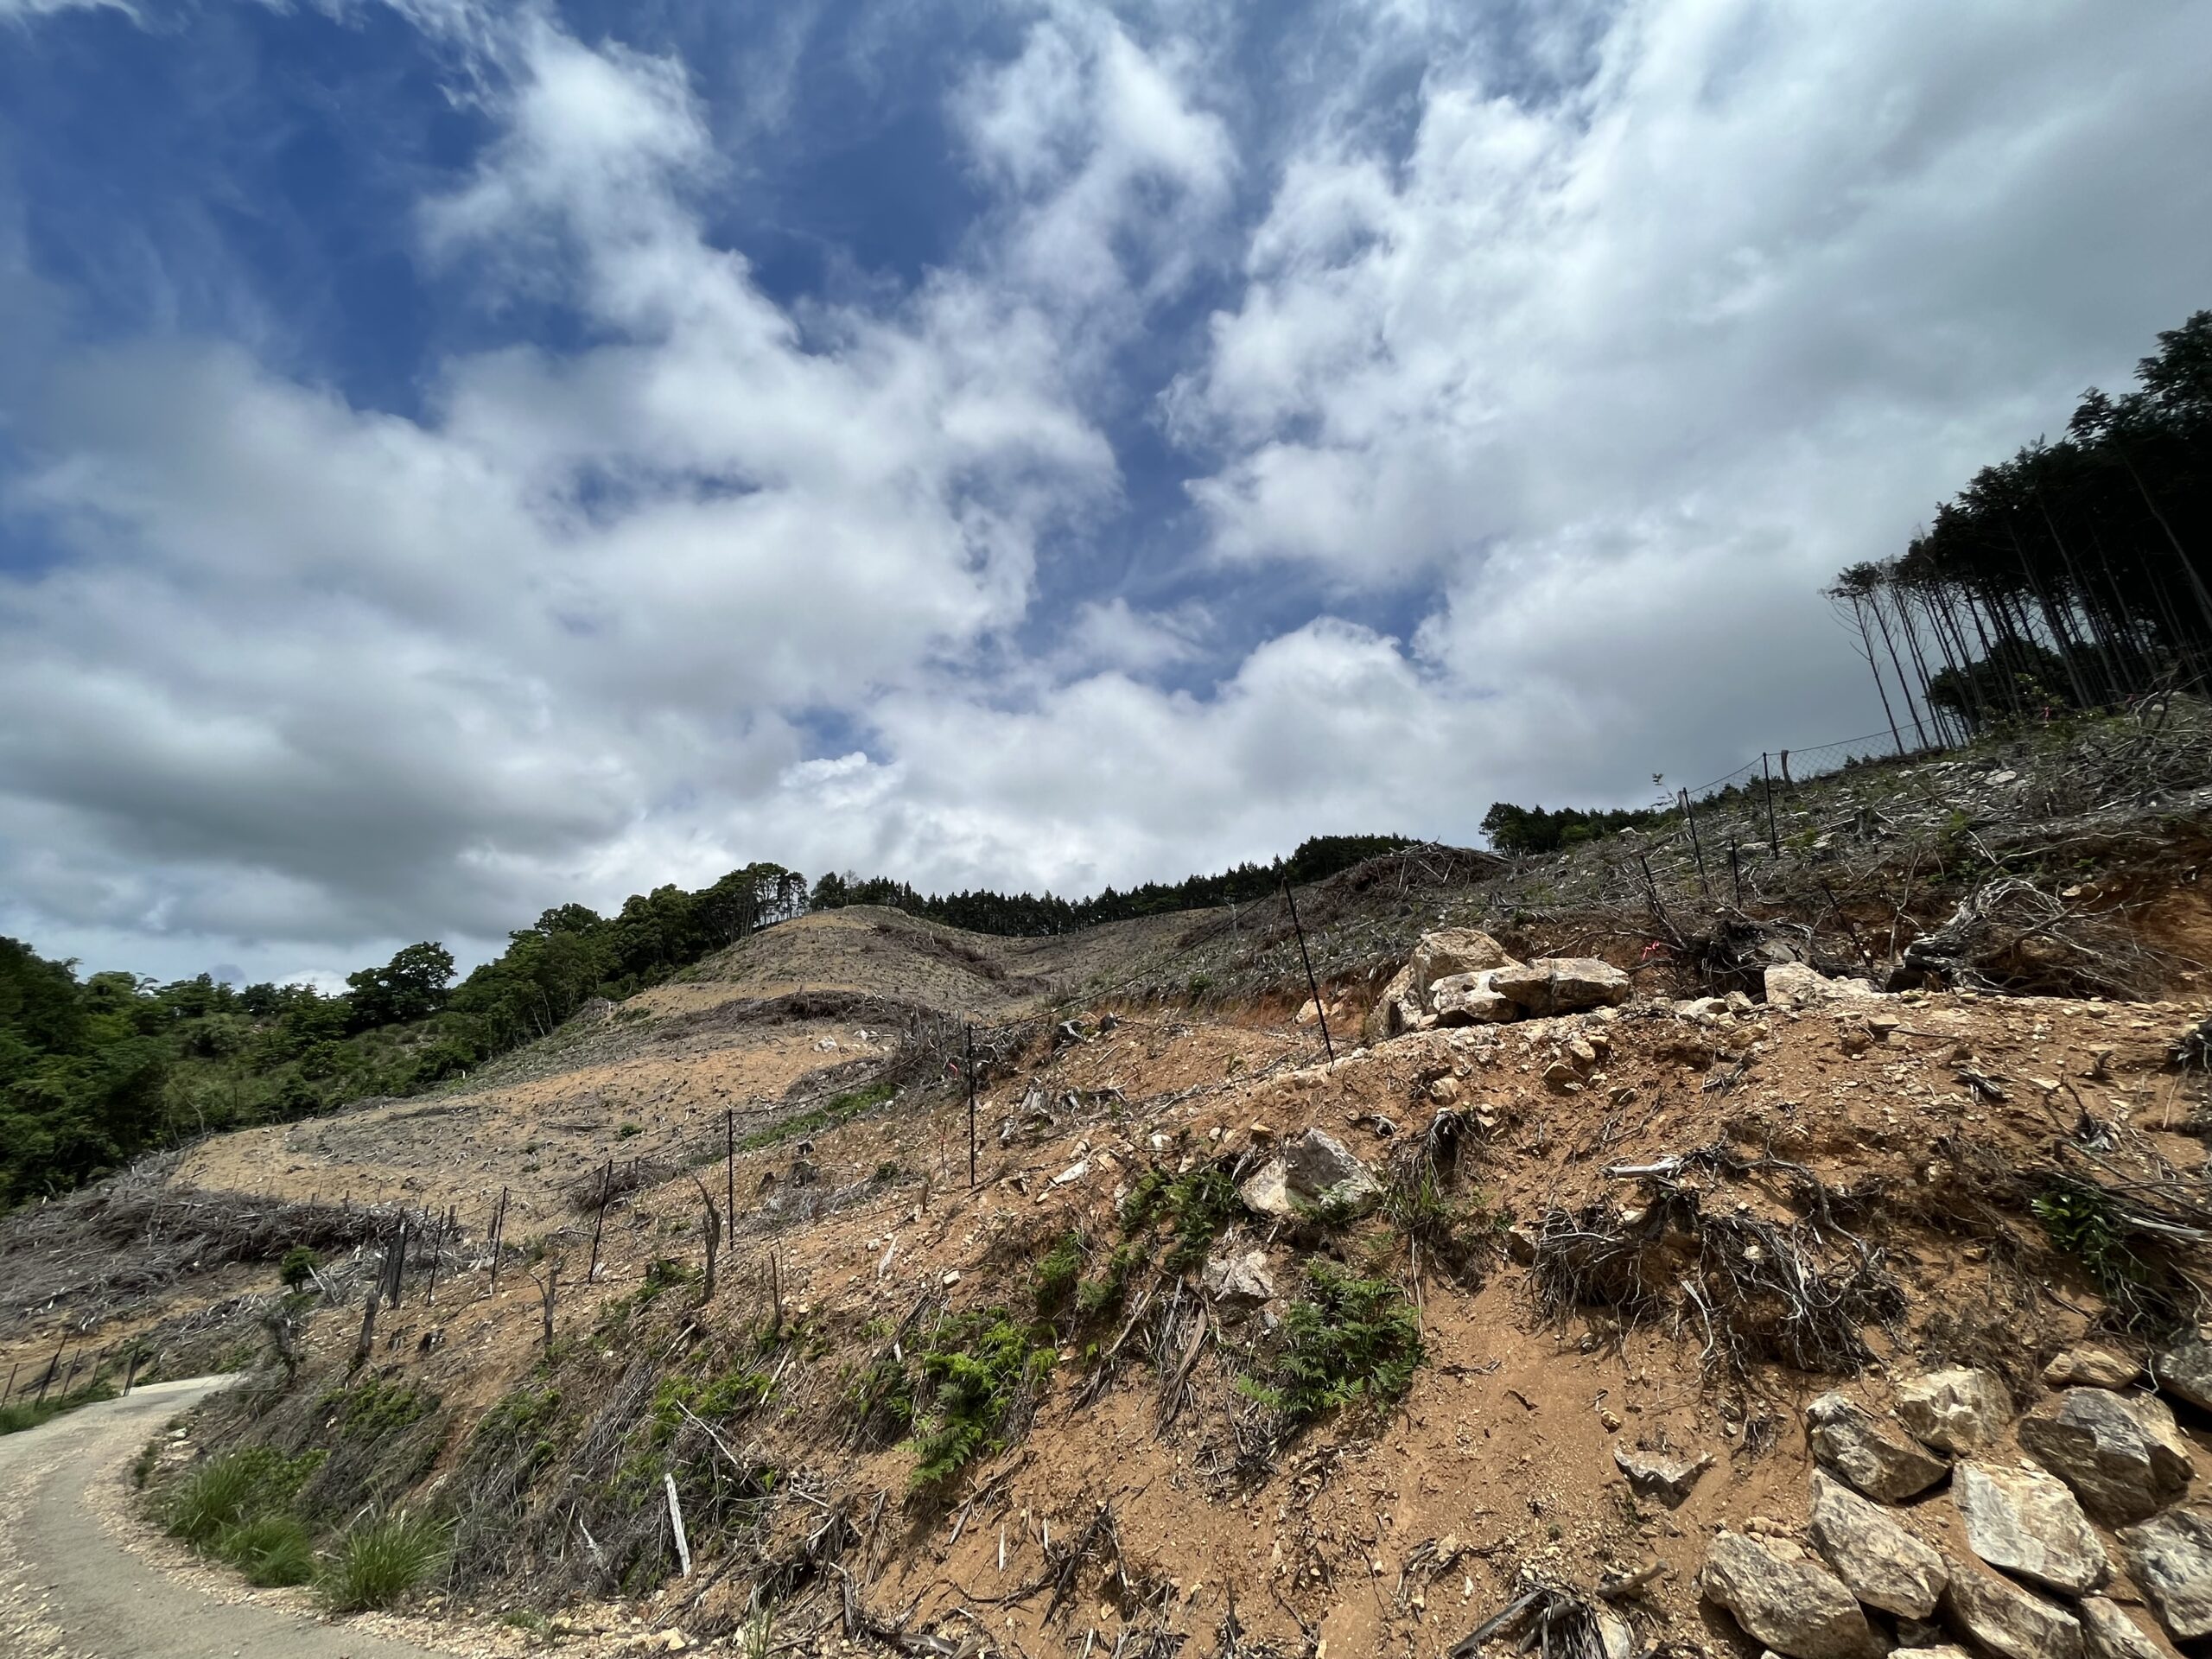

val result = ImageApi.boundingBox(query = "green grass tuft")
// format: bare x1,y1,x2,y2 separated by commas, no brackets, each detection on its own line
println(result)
163,1447,324,1548
319,1509,448,1611
219,1513,316,1586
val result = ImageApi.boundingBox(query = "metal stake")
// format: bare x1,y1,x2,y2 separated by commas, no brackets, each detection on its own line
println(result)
1283,881,1334,1062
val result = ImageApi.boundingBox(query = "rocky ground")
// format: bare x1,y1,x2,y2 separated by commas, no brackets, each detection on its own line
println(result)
4,711,2212,1659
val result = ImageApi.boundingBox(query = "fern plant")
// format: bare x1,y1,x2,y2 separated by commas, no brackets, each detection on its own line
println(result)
1236,1262,1424,1434
908,1310,1054,1487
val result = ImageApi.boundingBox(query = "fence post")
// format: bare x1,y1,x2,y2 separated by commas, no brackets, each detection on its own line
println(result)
1679,788,1711,899
486,1186,508,1298
965,1024,977,1190
587,1160,612,1284
1728,837,1743,907
1283,881,1334,1063
1761,753,1780,853
725,1108,735,1230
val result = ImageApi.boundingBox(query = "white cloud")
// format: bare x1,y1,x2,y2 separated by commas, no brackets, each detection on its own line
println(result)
5,0,2211,987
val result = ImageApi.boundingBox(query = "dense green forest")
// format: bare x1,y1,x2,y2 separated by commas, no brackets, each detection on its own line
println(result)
0,837,1407,1209
805,833,1412,934
1829,309,2212,740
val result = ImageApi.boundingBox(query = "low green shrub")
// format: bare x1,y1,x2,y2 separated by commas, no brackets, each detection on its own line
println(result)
278,1245,321,1290
1236,1262,1423,1434
320,1509,448,1611
1033,1230,1084,1319
909,1309,1054,1487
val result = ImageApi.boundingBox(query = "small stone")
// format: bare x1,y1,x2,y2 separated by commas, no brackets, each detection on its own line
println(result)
1201,1248,1274,1312
2044,1346,2142,1389
1613,1446,1713,1510
1954,1460,2108,1595
1943,1555,2084,1659
1808,1470,1947,1618
1897,1367,2013,1453
1806,1391,1950,1503
2117,1506,2212,1643
1700,1529,1882,1659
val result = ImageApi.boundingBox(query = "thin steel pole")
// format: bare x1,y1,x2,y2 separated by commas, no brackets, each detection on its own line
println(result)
965,1024,978,1189
1283,882,1335,1062
725,1109,735,1228
1761,753,1780,853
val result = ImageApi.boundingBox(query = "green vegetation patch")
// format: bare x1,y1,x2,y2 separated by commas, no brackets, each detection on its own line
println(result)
312,1377,433,1442
163,1446,327,1550
1236,1262,1424,1435
906,1308,1056,1487
738,1079,896,1154
0,1380,116,1435
321,1509,449,1612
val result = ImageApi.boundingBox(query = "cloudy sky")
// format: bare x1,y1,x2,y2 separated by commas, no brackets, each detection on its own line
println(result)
2,0,2208,987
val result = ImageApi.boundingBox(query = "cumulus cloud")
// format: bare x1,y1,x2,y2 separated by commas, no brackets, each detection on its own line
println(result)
2,0,2209,984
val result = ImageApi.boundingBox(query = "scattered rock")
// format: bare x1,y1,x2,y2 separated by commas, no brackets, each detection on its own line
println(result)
2154,1330,2212,1413
2117,1507,2212,1643
1808,1469,1948,1618
1701,1529,1883,1659
2076,1596,2181,1659
1200,1248,1274,1312
1943,1555,2085,1659
2018,1388,2195,1524
1612,1446,1713,1510
2046,1346,2144,1389
1410,928,1514,993
1764,963,1880,1007
1488,957,1633,1014
1236,1128,1382,1217
1897,1367,2013,1453
1806,1392,1951,1503
1954,1460,2107,1594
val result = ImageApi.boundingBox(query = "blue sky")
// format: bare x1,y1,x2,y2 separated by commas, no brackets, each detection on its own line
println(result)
3,0,2210,988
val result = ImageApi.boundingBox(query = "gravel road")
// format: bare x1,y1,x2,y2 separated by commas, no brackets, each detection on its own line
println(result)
0,1376,461,1659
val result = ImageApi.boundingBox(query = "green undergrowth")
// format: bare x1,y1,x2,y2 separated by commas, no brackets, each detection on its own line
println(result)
1121,1161,1247,1274
1236,1262,1424,1436
736,1079,896,1154
0,1379,115,1434
849,1306,1056,1488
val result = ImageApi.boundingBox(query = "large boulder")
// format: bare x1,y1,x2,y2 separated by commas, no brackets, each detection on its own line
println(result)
1430,971,1518,1027
1808,1470,1948,1618
2018,1388,2195,1525
1487,957,1633,1015
1700,1530,1883,1659
2076,1596,2182,1659
1807,1392,1951,1503
2117,1506,2212,1643
2154,1330,2212,1413
1363,964,1426,1044
1897,1367,2013,1454
1236,1128,1382,1218
1953,1461,2107,1594
1411,928,1514,994
1944,1556,2084,1659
